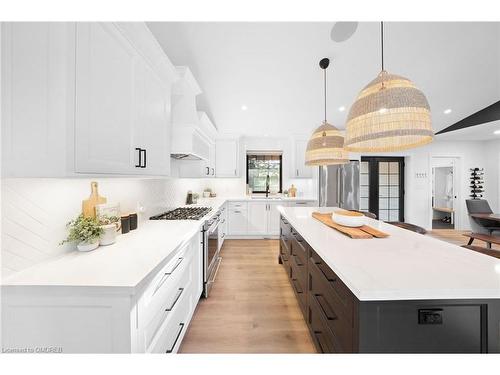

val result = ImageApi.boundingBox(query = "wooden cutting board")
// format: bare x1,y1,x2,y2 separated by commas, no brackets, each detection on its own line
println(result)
82,181,107,218
312,212,389,239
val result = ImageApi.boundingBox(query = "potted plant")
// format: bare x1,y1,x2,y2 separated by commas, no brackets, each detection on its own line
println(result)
98,215,120,246
60,214,103,252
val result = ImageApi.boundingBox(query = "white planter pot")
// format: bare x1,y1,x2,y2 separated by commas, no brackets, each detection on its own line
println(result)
77,239,99,252
99,223,119,246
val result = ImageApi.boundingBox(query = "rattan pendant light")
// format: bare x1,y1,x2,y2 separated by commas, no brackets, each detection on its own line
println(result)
305,58,349,166
344,22,433,152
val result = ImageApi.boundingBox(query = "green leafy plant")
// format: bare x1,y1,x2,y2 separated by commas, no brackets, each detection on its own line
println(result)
60,214,103,245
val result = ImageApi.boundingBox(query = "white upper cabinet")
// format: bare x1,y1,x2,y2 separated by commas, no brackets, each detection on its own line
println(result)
74,23,139,174
292,138,313,178
1,23,74,177
216,138,240,177
75,23,175,176
2,22,177,177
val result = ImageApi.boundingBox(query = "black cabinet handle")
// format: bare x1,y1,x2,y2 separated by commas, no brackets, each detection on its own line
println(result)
166,323,185,353
206,167,210,175
165,288,184,312
211,168,215,176
141,149,147,168
135,148,142,168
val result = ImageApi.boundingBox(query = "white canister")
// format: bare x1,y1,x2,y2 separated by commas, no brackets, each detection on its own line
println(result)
100,223,119,246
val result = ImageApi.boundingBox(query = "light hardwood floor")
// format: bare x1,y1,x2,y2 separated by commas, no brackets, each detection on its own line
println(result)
179,239,316,353
180,230,498,353
428,229,500,250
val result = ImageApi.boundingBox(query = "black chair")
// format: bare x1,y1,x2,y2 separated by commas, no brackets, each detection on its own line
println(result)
465,199,500,236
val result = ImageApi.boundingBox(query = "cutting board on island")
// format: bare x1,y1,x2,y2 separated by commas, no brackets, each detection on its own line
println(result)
312,212,389,239
82,181,107,218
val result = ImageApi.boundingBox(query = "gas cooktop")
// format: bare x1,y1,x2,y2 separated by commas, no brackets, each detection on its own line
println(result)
150,207,212,221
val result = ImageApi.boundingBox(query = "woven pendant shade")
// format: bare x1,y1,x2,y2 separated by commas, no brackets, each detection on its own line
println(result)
305,121,349,166
344,70,433,152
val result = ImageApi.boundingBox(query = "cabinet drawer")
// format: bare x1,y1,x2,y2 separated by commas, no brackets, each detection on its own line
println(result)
228,201,247,210
309,251,354,322
138,242,194,329
148,289,191,353
142,265,192,350
308,282,354,352
280,237,290,259
291,236,308,267
308,293,338,353
290,262,307,317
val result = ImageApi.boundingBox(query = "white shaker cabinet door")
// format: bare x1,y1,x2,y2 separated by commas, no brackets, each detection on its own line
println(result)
228,208,248,235
293,139,312,178
133,61,171,176
247,202,268,235
215,138,239,177
267,202,282,235
1,23,73,177
74,23,140,175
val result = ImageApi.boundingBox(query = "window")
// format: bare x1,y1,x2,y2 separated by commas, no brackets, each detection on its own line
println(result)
246,153,282,194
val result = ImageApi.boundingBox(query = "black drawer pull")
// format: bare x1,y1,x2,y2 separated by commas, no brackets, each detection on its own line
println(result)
292,278,303,294
316,261,337,282
165,288,184,312
166,323,185,353
292,255,303,267
315,294,338,321
314,332,327,353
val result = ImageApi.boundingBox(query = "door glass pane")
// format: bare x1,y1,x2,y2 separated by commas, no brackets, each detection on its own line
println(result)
389,162,399,173
360,161,370,211
378,210,389,221
389,210,399,221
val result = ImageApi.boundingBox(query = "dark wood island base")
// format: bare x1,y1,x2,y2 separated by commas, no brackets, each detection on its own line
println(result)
279,215,500,353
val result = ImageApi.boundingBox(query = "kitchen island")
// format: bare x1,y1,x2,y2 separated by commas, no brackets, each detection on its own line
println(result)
278,206,500,353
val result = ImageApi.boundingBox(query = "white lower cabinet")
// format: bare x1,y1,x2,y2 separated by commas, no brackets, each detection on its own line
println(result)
247,202,268,235
1,231,202,353
227,202,248,235
227,200,317,238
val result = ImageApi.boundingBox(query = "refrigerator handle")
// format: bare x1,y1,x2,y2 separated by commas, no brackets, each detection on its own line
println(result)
337,167,341,207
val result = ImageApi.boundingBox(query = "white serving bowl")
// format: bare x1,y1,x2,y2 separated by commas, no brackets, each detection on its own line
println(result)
331,211,365,227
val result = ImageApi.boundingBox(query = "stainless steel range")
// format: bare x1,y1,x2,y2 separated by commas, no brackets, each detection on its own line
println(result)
150,206,222,298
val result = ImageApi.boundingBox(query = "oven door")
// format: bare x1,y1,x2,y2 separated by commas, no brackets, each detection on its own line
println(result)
204,214,221,297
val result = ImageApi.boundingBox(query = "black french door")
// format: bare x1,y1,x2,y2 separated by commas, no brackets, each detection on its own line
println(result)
360,157,405,222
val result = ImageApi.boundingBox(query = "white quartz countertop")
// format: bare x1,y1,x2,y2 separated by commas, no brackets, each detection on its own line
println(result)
278,206,500,301
1,198,228,294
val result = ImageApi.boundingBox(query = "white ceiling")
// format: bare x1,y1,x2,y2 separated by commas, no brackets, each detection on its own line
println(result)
148,22,500,138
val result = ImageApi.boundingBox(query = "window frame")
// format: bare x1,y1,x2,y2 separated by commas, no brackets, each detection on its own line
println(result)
246,153,283,194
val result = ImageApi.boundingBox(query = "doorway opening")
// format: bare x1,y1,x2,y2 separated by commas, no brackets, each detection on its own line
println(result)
431,157,460,230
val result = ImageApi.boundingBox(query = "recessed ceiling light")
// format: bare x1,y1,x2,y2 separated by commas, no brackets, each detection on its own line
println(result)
444,108,452,114
241,105,248,111
494,130,500,135
338,106,346,112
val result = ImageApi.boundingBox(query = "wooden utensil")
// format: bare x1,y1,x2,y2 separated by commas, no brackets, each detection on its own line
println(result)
82,181,107,218
312,212,372,239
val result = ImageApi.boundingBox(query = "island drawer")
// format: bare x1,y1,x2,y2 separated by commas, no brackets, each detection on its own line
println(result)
309,250,354,321
308,290,355,353
291,236,308,267
290,262,307,316
280,237,291,259
309,258,355,324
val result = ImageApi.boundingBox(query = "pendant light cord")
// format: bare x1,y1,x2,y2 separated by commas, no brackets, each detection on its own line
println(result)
324,67,327,122
381,21,384,71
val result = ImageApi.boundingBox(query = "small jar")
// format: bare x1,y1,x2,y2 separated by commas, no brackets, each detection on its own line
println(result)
129,212,138,231
121,215,130,234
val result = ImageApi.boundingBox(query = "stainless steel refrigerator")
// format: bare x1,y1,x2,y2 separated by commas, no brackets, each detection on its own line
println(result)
318,161,360,209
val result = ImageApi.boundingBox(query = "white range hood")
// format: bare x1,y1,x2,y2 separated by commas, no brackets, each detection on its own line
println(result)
170,67,208,160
